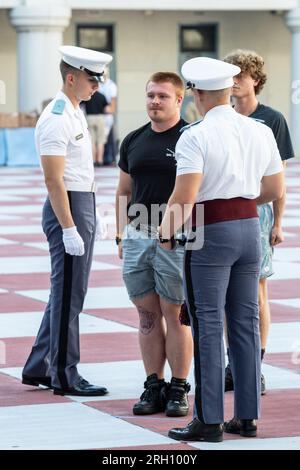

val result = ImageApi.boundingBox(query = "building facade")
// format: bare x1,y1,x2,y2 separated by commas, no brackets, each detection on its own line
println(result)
0,0,300,154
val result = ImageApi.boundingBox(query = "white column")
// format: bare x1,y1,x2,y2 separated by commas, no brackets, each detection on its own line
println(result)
285,8,300,157
10,2,71,113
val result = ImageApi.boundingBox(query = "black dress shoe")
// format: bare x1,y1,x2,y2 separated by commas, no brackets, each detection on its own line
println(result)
53,378,108,396
224,417,257,437
168,418,223,443
22,374,52,388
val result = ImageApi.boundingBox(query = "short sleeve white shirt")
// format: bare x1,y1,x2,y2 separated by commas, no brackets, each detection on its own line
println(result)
176,105,283,202
35,91,94,189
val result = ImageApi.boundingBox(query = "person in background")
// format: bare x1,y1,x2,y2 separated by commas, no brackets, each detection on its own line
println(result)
84,89,111,167
100,67,118,165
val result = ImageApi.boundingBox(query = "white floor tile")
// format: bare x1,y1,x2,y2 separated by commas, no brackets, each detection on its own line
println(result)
286,193,300,200
266,321,300,354
282,231,298,238
0,206,43,215
285,178,300,188
0,187,46,196
2,256,119,274
190,436,300,451
273,248,300,262
95,181,118,189
270,298,300,310
285,200,300,206
0,180,30,187
0,215,22,222
282,218,300,228
0,225,42,235
271,261,300,280
96,195,115,204
261,363,300,389
0,311,136,339
0,195,29,202
17,286,131,309
0,402,173,450
0,237,18,245
24,239,118,255
283,209,300,217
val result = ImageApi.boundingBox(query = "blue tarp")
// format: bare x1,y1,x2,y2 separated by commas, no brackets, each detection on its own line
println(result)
0,128,39,166
5,128,38,166
0,129,6,165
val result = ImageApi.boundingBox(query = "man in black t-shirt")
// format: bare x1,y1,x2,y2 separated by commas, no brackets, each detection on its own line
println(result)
223,49,295,395
116,72,193,417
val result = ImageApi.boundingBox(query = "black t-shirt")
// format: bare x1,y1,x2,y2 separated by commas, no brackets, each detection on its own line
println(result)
118,118,187,224
250,103,294,161
85,91,108,115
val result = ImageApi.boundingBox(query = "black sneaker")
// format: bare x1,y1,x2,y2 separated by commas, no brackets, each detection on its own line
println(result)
225,364,266,396
225,363,234,392
261,374,266,395
165,377,191,417
133,374,167,415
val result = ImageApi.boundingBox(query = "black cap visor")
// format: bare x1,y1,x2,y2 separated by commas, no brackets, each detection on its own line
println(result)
80,66,104,82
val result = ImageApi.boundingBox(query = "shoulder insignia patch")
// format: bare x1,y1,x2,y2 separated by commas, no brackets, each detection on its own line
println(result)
180,119,203,133
51,99,66,115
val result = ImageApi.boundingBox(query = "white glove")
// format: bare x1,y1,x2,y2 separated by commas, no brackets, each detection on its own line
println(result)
95,210,108,241
62,226,85,256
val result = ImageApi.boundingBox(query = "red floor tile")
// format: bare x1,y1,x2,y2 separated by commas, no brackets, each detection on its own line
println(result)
0,293,46,313
0,373,70,407
264,352,300,373
85,308,138,328
0,331,140,368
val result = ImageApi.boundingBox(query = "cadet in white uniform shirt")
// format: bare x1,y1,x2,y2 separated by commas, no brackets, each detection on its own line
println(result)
158,57,284,442
22,46,112,397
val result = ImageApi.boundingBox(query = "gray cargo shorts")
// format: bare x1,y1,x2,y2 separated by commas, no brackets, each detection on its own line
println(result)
122,224,185,305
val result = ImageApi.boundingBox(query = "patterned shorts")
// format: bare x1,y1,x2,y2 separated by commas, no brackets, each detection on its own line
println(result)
257,203,274,279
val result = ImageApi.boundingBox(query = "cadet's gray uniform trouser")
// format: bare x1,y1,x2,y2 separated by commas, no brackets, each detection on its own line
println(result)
22,191,96,389
184,218,261,424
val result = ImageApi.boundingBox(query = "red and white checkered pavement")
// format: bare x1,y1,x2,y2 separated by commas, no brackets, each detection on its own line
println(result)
0,162,300,450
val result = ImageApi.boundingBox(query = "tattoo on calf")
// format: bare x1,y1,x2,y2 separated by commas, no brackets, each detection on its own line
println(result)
137,307,155,335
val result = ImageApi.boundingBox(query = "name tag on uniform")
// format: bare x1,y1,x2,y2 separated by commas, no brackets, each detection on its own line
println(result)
75,133,84,141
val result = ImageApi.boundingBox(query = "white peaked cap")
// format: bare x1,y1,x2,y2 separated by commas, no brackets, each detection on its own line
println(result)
59,45,113,79
181,57,241,91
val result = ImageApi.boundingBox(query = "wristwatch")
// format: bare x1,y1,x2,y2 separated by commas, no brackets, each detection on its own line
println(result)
158,234,171,244
158,230,177,249
115,236,122,245
157,226,170,244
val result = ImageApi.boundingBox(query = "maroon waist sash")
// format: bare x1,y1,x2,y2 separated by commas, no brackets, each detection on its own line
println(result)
192,197,258,226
